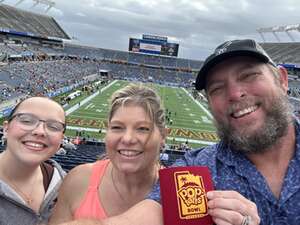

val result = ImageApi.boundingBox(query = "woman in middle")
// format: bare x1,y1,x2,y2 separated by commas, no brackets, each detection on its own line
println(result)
49,83,166,223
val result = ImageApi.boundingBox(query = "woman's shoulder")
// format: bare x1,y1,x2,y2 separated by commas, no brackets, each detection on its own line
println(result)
67,163,94,180
60,163,95,191
61,160,110,190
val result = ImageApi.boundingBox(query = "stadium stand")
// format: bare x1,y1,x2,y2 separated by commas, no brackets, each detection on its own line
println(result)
0,4,69,39
0,140,105,172
51,143,106,171
261,42,300,64
288,79,300,98
0,59,102,101
160,149,185,167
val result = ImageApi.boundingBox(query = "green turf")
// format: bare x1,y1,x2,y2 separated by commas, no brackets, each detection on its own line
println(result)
65,80,218,148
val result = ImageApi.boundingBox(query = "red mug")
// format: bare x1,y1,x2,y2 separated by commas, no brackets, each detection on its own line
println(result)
159,166,214,225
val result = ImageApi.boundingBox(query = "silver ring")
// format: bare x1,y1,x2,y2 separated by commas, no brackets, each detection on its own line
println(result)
241,215,251,225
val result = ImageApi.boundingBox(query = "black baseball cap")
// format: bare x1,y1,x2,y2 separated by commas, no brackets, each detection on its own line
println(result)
195,39,276,90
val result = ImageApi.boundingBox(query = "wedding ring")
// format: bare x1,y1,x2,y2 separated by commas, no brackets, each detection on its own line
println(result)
241,215,251,225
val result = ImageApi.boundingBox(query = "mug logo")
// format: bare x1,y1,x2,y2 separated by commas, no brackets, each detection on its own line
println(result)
174,171,208,219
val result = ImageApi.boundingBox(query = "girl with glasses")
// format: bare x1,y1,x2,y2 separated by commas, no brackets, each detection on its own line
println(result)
0,97,66,225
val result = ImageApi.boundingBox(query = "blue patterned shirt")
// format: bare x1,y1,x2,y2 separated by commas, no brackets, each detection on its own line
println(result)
149,118,300,225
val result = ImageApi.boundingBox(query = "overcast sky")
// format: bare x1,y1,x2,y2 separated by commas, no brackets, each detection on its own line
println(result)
3,0,300,60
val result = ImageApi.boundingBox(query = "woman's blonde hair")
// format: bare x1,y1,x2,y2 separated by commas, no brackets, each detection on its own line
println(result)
108,83,165,136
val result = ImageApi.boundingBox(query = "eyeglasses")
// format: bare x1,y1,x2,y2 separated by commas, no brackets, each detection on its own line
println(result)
9,113,65,133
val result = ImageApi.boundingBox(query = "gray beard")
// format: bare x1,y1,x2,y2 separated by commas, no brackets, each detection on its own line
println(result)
214,94,293,154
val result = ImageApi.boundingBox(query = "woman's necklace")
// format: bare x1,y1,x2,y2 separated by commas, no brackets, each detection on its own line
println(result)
4,171,39,206
111,166,158,205
111,168,128,204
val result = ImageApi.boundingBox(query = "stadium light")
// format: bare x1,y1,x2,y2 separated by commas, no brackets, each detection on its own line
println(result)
284,24,300,31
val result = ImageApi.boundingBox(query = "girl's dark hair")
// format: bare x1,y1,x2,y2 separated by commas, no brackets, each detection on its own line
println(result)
7,99,24,121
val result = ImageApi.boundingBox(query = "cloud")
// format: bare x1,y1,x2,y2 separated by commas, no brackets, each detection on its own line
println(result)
75,12,86,17
3,0,300,59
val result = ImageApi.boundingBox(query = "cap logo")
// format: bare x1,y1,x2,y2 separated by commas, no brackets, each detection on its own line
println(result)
215,40,233,56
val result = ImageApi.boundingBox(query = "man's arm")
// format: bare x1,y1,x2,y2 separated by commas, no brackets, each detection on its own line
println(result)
55,199,163,225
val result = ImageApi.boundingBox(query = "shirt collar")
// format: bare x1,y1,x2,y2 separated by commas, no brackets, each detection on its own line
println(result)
294,116,300,160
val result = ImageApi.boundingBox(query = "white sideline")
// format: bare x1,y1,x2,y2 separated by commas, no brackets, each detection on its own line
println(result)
65,80,118,116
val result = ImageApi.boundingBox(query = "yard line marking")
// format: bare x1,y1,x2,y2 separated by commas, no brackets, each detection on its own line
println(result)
85,103,93,110
181,87,213,119
201,116,212,124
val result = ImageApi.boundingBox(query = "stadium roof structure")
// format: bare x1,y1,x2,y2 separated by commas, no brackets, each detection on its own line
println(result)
2,0,55,13
0,3,70,39
257,24,300,42
31,0,55,13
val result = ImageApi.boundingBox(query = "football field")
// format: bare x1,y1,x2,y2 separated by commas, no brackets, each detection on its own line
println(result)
65,80,218,148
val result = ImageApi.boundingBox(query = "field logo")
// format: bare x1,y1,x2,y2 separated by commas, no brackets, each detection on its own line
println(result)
174,171,208,219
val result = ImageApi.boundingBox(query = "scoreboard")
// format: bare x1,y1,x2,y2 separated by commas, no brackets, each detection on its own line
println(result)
129,34,179,57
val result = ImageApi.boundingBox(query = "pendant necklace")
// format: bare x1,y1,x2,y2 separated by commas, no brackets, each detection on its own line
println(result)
111,167,158,204
4,172,39,206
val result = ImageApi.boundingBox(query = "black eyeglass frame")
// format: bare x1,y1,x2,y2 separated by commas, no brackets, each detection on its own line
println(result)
8,113,66,133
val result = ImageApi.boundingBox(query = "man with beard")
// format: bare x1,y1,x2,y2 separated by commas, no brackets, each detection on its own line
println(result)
184,39,299,225
54,39,299,225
